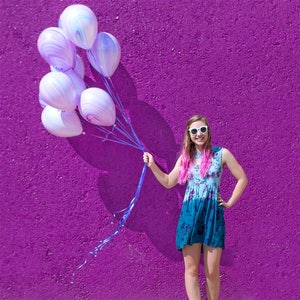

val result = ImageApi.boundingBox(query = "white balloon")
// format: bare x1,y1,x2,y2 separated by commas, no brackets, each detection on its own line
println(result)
74,54,85,78
49,68,86,105
79,87,116,126
59,4,98,49
38,95,47,108
65,70,86,105
39,72,77,111
41,105,83,137
87,32,121,77
37,27,76,72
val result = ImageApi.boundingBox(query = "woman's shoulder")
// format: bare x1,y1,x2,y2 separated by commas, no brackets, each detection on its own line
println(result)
212,145,223,154
212,146,232,156
213,147,235,166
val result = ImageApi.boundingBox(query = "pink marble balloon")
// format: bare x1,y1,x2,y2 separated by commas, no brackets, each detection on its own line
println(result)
39,72,77,111
41,105,83,137
87,32,121,77
59,4,98,50
37,27,76,72
79,88,116,126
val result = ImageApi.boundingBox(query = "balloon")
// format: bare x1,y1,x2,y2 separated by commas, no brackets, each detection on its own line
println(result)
50,54,85,78
48,68,85,105
41,105,83,137
59,4,98,50
37,27,76,72
39,72,77,111
87,32,121,77
38,95,47,108
74,54,85,78
79,88,116,126
65,70,86,105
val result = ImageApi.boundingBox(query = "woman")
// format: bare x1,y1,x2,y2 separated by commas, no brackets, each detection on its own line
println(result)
143,115,248,300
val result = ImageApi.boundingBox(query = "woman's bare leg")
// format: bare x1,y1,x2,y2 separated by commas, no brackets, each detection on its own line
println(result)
182,244,202,300
203,246,222,300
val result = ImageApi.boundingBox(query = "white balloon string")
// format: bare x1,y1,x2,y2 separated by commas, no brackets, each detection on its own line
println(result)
114,117,142,149
91,120,142,149
95,123,116,142
71,163,147,284
103,76,125,111
86,132,142,150
81,115,141,149
103,77,142,147
114,117,137,142
72,56,146,284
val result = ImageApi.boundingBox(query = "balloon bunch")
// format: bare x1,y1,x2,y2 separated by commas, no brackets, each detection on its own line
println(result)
37,4,147,282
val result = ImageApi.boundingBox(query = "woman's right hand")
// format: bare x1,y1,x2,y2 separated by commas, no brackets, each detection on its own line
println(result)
143,152,154,167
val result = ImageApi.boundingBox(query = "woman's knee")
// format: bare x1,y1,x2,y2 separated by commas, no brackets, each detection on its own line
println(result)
203,246,222,280
183,244,202,277
204,265,220,280
185,263,199,278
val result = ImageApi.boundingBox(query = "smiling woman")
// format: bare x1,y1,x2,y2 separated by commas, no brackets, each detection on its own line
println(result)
143,115,248,300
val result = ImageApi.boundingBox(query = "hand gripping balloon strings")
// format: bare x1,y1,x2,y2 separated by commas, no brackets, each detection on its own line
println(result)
71,74,147,284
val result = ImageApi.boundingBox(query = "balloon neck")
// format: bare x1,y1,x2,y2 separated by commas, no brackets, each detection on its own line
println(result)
52,66,72,73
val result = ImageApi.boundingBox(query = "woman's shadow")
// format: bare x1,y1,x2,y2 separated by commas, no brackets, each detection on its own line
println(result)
68,64,184,261
68,64,234,266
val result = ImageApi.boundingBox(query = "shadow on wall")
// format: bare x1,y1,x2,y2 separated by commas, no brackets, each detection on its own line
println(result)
68,64,184,261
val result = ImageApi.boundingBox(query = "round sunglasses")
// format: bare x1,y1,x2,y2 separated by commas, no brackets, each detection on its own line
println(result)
188,126,208,135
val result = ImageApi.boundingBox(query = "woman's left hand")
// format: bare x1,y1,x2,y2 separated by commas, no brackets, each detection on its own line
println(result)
217,194,231,208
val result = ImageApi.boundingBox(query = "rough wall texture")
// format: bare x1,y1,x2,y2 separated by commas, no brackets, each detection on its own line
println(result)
1,0,299,299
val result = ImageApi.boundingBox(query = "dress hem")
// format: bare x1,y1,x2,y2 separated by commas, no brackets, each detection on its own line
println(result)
176,242,225,252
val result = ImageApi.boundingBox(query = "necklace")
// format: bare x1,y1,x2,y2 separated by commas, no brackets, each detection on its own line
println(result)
195,152,202,159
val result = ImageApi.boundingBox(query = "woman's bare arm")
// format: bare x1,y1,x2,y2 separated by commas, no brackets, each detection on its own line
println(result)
219,148,248,208
143,152,181,189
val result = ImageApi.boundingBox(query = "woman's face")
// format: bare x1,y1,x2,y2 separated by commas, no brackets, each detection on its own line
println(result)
188,120,209,148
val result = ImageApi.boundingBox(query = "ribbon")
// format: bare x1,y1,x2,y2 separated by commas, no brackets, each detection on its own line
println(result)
71,74,147,284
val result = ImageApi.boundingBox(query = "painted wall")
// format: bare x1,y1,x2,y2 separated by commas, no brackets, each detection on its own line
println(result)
1,0,299,299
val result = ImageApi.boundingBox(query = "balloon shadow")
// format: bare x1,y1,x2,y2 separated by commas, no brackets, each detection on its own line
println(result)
68,64,183,261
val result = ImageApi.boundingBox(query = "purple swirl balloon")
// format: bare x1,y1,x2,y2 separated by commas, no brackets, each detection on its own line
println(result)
49,68,86,105
87,32,121,77
73,54,85,78
38,95,47,108
79,88,116,126
59,4,98,50
39,72,77,111
37,27,76,72
41,106,83,138
65,70,86,105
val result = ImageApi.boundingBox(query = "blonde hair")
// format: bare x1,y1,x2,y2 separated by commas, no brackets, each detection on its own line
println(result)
178,115,212,184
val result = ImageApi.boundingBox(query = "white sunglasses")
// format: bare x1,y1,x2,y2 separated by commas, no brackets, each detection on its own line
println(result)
188,126,208,135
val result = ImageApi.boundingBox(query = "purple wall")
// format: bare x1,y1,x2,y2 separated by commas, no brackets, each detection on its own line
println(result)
1,0,299,299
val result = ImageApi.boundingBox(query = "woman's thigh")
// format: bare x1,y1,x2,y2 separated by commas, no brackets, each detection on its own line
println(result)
203,246,222,275
182,243,202,271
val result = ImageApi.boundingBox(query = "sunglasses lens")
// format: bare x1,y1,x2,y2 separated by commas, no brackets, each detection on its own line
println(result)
190,129,198,134
200,126,207,133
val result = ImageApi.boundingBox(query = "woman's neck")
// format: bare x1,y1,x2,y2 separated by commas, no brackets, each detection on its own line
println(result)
195,146,203,153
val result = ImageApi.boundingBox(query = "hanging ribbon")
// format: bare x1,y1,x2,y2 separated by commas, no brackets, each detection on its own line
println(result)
71,73,147,284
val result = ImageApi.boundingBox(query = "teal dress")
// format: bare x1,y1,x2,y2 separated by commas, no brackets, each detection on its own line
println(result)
176,146,225,250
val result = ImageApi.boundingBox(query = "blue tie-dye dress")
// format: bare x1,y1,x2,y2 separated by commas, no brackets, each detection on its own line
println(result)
176,146,225,250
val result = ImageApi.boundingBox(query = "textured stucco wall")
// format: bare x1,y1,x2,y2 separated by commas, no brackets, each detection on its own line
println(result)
1,0,299,299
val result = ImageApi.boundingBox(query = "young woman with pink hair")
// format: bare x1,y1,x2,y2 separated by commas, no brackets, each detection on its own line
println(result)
143,115,248,300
